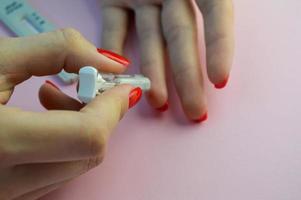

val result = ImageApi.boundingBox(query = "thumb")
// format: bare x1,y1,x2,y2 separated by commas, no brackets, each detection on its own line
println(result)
80,85,142,134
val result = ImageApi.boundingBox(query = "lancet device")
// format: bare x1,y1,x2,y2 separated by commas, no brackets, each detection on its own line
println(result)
0,0,78,84
78,66,151,103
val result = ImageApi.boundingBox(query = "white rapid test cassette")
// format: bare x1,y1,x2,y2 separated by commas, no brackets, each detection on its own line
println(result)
0,0,78,84
78,66,151,103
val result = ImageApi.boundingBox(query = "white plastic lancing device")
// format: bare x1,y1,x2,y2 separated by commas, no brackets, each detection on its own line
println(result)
78,66,151,103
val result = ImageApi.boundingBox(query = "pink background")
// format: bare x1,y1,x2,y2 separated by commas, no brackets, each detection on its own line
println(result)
1,0,301,199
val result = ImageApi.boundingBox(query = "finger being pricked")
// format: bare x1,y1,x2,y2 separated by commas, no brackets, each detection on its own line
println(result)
0,84,141,167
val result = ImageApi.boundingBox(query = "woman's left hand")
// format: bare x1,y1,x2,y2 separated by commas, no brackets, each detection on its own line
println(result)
99,0,234,122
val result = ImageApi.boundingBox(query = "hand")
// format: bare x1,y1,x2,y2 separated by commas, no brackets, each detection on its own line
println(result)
0,29,142,199
99,0,234,122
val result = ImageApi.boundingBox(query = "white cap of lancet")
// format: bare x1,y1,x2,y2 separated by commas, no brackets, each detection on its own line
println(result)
78,66,151,103
78,66,103,103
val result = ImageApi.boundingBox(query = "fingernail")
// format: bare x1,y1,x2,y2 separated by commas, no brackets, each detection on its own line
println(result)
214,77,229,89
45,80,60,91
193,112,208,123
156,101,169,112
97,48,130,66
129,87,142,109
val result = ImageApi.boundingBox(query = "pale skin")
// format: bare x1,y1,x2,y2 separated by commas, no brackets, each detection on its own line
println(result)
100,0,234,120
0,29,137,199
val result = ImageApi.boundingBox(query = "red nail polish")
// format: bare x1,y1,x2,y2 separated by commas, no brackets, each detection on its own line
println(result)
215,77,229,89
45,80,60,91
129,87,142,108
156,101,169,112
193,113,208,123
97,48,130,66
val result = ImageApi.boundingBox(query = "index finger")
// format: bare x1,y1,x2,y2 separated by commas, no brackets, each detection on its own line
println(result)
0,28,129,79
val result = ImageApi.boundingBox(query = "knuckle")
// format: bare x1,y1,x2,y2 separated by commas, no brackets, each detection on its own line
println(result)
78,114,108,157
90,129,107,156
61,28,82,38
83,117,108,157
140,58,160,70
59,28,84,48
172,64,194,83
139,27,158,41
164,24,194,43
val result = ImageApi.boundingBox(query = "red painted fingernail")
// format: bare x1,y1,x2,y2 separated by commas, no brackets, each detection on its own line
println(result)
156,101,169,112
129,87,142,109
193,113,208,123
214,77,229,89
97,48,130,66
45,80,60,91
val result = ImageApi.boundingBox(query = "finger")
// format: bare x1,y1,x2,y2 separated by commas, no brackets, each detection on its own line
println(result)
100,6,129,54
3,159,100,199
0,85,138,165
196,0,234,88
39,80,83,111
135,5,168,110
0,28,128,84
162,0,207,121
80,84,139,132
14,179,70,200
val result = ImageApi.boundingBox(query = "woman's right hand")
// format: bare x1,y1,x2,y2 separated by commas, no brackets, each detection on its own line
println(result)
0,29,141,200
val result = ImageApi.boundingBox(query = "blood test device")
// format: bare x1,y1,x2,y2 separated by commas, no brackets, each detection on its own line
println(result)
78,66,151,103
